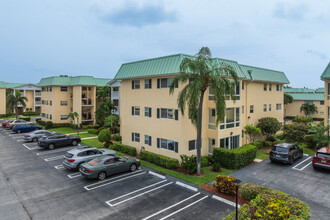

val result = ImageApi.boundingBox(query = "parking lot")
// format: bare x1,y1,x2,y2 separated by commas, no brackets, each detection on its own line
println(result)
0,128,234,220
230,154,330,220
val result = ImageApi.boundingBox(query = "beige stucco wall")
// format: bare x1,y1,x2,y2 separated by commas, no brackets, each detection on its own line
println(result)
0,88,6,114
24,90,34,110
285,100,324,119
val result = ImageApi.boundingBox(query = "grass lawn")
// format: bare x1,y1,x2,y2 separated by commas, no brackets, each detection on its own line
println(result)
48,127,87,134
81,138,103,148
298,143,316,156
256,148,270,160
70,133,97,138
140,160,234,186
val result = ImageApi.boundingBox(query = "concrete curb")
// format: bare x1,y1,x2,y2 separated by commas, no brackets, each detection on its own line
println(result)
212,195,241,208
148,171,166,179
175,181,198,192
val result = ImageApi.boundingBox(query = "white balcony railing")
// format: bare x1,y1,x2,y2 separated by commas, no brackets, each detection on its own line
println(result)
35,101,42,105
35,92,41,97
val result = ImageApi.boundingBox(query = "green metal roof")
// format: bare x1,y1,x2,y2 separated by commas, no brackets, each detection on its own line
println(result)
38,76,111,87
286,93,324,101
283,88,314,93
114,53,287,83
321,62,330,80
240,64,290,84
0,81,25,89
315,87,324,93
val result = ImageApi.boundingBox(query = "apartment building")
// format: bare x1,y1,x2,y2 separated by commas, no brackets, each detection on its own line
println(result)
38,75,111,125
284,88,324,119
107,79,121,115
321,62,330,127
114,54,289,160
0,81,41,115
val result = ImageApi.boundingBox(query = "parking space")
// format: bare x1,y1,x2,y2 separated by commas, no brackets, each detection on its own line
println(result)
231,156,330,219
0,128,234,219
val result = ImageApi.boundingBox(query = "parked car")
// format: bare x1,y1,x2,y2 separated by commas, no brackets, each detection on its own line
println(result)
0,119,6,127
312,147,330,170
269,143,303,164
79,155,140,180
63,146,115,170
3,120,15,128
6,119,28,129
38,134,81,150
12,124,42,133
24,130,54,142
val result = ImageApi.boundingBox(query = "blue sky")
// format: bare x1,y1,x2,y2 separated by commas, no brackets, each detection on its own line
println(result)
0,0,329,89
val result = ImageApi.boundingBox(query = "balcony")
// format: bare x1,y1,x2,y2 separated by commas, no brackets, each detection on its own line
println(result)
82,99,93,106
35,101,42,106
35,92,41,97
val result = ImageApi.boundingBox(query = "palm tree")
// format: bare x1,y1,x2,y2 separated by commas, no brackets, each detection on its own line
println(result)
284,94,293,105
68,112,79,134
96,86,111,102
169,47,238,175
7,90,28,119
300,103,318,116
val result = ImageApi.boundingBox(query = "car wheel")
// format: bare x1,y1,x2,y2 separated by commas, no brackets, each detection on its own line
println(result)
289,157,294,165
17,130,21,133
129,163,137,172
48,144,55,150
77,162,83,171
98,172,106,181
32,137,38,142
72,140,78,146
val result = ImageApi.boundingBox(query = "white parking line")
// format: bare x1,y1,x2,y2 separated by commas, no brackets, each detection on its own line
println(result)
292,157,311,171
106,182,173,207
44,155,64,162
212,195,240,208
159,196,208,220
175,181,198,192
142,192,201,220
148,171,166,179
299,162,312,170
23,144,35,150
17,140,26,142
68,172,82,179
84,171,146,191
54,165,64,169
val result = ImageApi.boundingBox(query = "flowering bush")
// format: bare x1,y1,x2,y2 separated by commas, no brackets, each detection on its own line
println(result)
212,176,239,195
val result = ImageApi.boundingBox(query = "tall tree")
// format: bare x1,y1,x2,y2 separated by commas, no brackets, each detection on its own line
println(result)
104,115,120,134
95,100,117,126
96,86,111,102
68,112,80,134
284,94,293,105
7,90,28,119
300,103,318,116
169,47,238,175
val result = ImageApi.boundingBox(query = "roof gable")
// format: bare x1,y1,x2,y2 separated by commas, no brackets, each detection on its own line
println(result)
38,76,111,86
321,62,330,80
240,64,290,84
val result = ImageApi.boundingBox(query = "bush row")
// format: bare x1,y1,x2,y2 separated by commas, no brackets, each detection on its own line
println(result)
140,150,179,169
82,124,100,129
225,183,311,219
18,117,31,121
22,112,40,116
0,113,14,118
87,129,99,135
37,120,76,129
213,144,257,169
180,155,209,174
110,142,137,156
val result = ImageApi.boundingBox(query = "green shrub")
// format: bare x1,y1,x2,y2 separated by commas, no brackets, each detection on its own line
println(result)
274,133,285,140
212,176,240,195
113,134,122,141
201,156,209,167
253,141,264,149
257,117,282,140
213,144,257,169
224,204,251,220
45,121,54,129
22,112,39,116
82,124,99,129
180,155,197,174
98,127,106,133
98,129,111,145
207,155,214,164
87,129,98,135
110,142,136,156
212,162,221,171
104,142,110,148
264,141,273,148
0,113,14,118
140,150,179,169
240,183,266,201
304,134,329,149
292,115,312,124
244,125,262,143
283,123,308,143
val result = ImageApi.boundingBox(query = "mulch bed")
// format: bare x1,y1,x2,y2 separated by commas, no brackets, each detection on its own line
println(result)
201,184,249,205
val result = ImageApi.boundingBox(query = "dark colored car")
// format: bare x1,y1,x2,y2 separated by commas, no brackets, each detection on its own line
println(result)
12,124,42,133
312,147,330,170
38,134,81,150
269,143,303,164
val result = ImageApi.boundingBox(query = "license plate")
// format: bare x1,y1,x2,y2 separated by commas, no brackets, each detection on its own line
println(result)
65,159,68,162
276,154,280,158
321,160,326,163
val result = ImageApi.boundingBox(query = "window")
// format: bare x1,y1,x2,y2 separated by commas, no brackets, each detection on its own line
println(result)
144,107,152,117
269,104,271,111
82,87,87,91
50,114,52,120
61,87,67,92
42,87,45,92
157,138,178,152
46,114,48,119
328,83,330,100
145,79,152,89
242,82,244,90
42,100,45,105
157,77,177,89
320,101,324,105
42,113,45,118
276,104,282,110
49,87,52,92
235,108,240,126
269,84,272,91
61,115,68,120
208,87,215,100
144,135,151,146
208,108,216,129
220,135,240,149
132,80,140,89
264,84,267,91
305,101,313,105
220,108,240,129
188,140,196,151
132,133,140,142
250,105,254,113
276,84,282,91
60,101,68,106
50,101,52,106
223,81,240,100
132,106,140,116
46,100,48,105
88,87,91,91
263,104,267,112
157,108,178,120
113,99,119,106
113,87,119,92
208,138,216,154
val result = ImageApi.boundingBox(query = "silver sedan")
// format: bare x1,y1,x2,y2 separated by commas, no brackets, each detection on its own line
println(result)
24,130,54,142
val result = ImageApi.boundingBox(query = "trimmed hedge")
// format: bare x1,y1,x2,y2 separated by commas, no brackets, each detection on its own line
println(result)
140,150,179,169
18,117,30,122
22,112,39,116
0,113,14,118
82,124,99,129
37,120,76,129
113,134,122,141
213,144,257,169
87,129,98,135
253,141,263,149
110,142,137,156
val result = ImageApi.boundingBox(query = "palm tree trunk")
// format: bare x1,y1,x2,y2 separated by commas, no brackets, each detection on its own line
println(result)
15,106,18,119
196,90,205,176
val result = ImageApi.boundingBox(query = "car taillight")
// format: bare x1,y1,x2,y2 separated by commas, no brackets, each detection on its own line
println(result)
68,159,75,163
283,154,289,157
27,135,30,137
86,169,93,173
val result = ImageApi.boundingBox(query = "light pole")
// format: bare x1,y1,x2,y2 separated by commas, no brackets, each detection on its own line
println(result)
233,179,241,220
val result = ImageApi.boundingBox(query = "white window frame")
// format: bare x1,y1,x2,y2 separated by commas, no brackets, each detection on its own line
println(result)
250,105,254,113
220,135,240,149
133,133,140,142
208,108,216,129
61,115,68,120
208,138,216,155
160,108,174,120
134,106,140,115
144,135,151,145
276,103,282,110
60,101,68,106
160,138,175,152
263,104,267,112
269,104,271,111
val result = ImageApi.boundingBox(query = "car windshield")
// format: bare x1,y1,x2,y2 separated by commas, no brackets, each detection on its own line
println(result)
317,153,330,159
273,146,288,152
65,153,74,158
88,158,102,166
